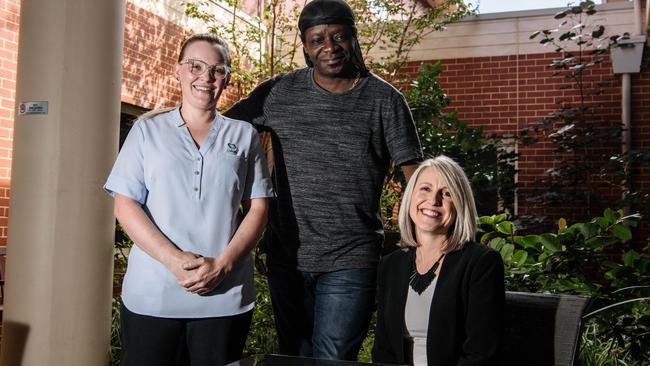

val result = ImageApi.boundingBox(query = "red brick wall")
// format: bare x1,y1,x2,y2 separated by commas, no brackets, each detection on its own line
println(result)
122,2,185,110
631,51,650,241
121,2,241,111
401,48,650,240
0,0,19,246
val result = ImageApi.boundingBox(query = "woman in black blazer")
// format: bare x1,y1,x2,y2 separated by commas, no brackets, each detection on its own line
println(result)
372,156,504,366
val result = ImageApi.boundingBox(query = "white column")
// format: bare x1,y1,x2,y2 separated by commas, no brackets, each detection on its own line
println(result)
0,0,124,364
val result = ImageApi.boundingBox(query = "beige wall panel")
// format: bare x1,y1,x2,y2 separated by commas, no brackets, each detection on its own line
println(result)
373,2,637,62
0,0,124,365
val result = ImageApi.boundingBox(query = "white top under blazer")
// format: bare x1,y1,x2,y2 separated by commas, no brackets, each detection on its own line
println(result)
405,277,438,366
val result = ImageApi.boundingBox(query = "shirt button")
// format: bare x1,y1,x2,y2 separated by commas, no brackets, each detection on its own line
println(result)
194,171,200,175
196,157,201,161
194,187,198,191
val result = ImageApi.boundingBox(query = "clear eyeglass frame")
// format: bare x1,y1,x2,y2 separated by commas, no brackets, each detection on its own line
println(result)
180,59,230,80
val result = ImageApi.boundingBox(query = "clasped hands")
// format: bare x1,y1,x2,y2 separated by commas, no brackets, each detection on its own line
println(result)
168,251,232,295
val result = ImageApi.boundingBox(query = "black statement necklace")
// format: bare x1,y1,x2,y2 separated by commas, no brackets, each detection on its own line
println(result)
409,252,446,295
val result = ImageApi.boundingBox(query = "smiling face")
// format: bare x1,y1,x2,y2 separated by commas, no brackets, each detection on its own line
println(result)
409,167,457,239
302,24,354,79
175,40,228,112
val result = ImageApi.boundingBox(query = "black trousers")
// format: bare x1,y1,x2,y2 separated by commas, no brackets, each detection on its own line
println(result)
120,302,253,366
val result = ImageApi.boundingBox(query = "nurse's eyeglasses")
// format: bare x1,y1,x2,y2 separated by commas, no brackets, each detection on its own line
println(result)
180,59,230,80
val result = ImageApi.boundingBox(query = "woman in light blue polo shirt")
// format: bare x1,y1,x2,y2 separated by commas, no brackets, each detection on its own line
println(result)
105,34,273,366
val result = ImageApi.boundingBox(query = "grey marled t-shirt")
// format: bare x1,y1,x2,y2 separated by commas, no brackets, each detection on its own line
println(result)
225,68,422,272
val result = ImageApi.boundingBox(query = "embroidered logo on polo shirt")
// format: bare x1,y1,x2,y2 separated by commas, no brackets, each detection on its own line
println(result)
227,143,238,154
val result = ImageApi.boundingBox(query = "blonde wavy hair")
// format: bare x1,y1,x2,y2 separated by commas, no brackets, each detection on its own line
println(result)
397,155,478,252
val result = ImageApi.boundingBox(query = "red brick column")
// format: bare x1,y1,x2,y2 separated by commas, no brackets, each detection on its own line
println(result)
0,0,20,246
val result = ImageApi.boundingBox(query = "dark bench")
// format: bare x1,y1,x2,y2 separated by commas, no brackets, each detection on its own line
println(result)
502,291,591,366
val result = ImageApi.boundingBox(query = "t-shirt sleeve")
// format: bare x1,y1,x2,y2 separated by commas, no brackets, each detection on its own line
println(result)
242,129,275,201
103,120,148,204
383,91,423,166
223,74,283,124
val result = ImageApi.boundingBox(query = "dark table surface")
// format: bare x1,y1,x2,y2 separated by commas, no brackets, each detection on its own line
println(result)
227,354,402,366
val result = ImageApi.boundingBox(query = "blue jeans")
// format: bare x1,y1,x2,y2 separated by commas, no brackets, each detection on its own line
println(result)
267,265,376,360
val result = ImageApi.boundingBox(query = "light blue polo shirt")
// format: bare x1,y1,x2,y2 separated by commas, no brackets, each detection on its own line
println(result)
104,108,273,318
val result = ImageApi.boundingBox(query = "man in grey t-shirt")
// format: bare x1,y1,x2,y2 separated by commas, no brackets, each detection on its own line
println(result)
225,0,422,360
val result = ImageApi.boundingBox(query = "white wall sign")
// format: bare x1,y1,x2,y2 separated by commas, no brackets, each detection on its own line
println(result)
18,101,49,115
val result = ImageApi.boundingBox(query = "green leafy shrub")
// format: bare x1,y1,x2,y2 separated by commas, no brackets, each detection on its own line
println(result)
479,209,650,364
109,225,132,366
244,254,279,356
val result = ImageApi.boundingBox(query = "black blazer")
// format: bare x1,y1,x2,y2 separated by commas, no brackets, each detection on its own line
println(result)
372,242,504,366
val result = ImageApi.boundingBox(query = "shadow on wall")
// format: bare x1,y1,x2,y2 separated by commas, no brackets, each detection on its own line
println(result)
0,321,30,364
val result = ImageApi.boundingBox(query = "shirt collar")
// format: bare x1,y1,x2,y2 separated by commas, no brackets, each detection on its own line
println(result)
174,106,222,131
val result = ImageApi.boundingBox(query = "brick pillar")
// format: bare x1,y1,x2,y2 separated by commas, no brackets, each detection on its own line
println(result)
0,0,21,245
